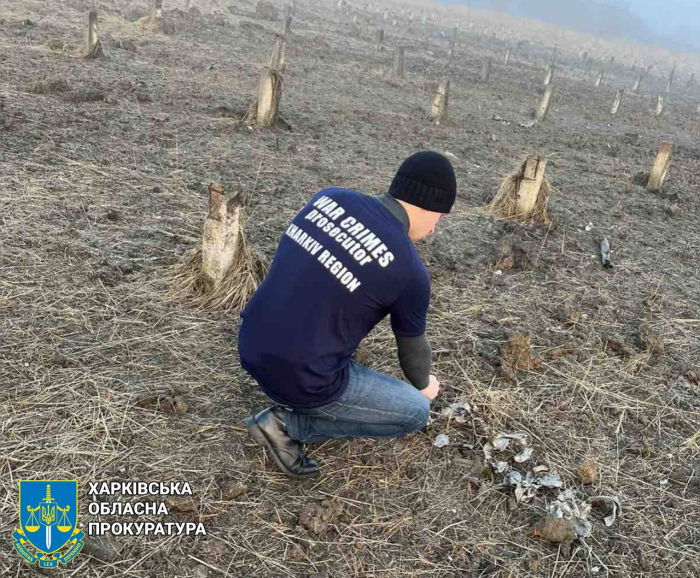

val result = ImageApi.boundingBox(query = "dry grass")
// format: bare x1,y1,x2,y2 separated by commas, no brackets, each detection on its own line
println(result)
486,161,552,224
138,16,176,35
170,227,266,312
1,0,699,576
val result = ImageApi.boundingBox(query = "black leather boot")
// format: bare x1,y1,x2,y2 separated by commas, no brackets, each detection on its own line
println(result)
244,407,319,479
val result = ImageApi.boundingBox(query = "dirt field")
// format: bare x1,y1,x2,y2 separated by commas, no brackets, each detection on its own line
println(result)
1,0,699,576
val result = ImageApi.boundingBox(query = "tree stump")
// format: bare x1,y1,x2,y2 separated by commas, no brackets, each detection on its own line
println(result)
666,63,676,94
391,46,405,80
282,15,292,37
536,84,554,121
543,65,554,87
610,89,624,115
255,68,282,126
375,28,384,51
594,69,604,88
201,184,244,290
515,158,547,217
78,11,102,58
647,142,672,191
151,0,163,19
139,0,175,33
428,77,449,124
654,94,664,117
269,34,286,71
550,45,558,66
633,73,644,93
488,157,550,223
447,26,458,60
481,57,492,82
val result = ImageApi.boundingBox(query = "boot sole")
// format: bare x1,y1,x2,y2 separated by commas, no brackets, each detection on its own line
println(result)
243,415,319,480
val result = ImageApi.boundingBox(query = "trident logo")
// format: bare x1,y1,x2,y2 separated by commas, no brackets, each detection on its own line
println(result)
24,485,72,551
13,480,83,567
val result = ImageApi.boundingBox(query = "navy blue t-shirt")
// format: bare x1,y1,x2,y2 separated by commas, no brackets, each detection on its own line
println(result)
238,187,430,407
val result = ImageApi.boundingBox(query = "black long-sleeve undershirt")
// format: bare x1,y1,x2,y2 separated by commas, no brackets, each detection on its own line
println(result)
396,332,432,390
375,192,432,390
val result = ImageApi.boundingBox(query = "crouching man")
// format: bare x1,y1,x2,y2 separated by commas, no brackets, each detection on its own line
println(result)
238,151,457,478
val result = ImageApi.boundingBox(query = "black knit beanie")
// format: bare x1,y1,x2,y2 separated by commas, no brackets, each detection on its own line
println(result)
388,151,457,214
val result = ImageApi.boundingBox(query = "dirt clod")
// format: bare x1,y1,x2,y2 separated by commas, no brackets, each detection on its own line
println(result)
174,395,189,415
531,516,577,543
166,495,198,513
603,333,634,358
222,482,248,500
500,335,542,382
494,235,515,270
116,39,138,53
32,78,70,94
82,532,123,562
298,500,341,535
136,393,188,415
558,306,582,326
639,323,664,355
255,0,278,20
577,458,599,484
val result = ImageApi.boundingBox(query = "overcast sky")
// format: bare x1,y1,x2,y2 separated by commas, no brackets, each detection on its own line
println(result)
631,0,700,38
444,1,700,52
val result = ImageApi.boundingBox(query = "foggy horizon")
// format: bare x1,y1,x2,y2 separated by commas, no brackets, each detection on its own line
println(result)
442,0,700,55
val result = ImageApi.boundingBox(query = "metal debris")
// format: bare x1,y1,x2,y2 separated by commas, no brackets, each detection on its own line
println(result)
433,433,450,448
440,400,472,424
514,447,534,463
547,491,622,538
588,495,622,527
483,432,528,460
538,471,564,488
549,489,593,538
504,468,563,503
482,432,556,503
599,238,612,268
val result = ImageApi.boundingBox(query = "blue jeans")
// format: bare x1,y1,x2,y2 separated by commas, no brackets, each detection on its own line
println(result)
281,360,430,444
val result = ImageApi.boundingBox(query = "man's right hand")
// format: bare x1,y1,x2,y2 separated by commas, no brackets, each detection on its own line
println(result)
420,374,440,401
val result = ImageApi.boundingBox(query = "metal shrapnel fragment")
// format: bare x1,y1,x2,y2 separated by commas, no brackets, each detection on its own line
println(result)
600,237,613,268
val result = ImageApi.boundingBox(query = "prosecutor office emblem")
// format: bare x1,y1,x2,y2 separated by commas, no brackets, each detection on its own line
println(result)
13,480,84,568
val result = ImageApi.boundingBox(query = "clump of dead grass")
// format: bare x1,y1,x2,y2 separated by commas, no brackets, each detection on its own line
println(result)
486,160,552,224
138,15,176,35
170,226,267,311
